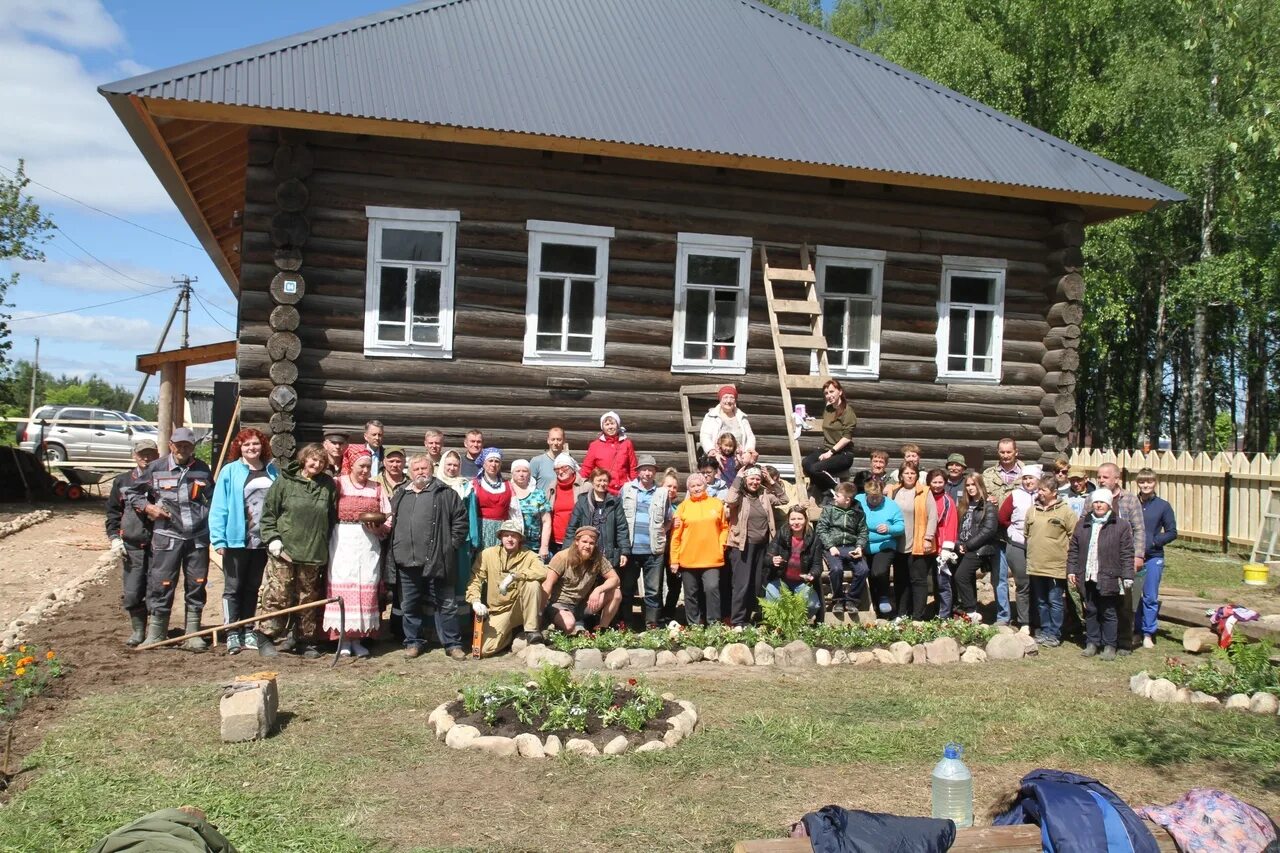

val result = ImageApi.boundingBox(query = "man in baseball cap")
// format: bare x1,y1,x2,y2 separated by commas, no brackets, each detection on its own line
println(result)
125,424,214,650
106,438,161,646
620,454,665,627
466,518,548,656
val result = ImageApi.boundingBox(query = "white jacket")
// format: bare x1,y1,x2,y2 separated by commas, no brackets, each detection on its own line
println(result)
699,407,756,456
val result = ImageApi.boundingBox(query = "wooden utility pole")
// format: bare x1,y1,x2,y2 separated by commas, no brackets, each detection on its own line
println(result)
27,337,38,416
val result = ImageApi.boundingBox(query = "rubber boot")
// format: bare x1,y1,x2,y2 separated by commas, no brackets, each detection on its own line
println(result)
255,631,278,657
144,613,169,647
181,610,209,652
125,614,147,647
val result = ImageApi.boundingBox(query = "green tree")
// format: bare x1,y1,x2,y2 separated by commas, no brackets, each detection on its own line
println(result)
0,160,54,370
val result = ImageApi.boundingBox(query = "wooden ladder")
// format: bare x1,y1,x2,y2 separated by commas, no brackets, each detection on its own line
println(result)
761,245,829,503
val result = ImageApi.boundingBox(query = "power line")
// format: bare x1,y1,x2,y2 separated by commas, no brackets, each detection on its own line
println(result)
53,225,172,291
192,289,234,334
45,239,156,295
0,162,203,250
8,287,180,323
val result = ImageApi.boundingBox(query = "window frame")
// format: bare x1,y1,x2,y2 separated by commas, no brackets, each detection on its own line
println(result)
935,255,1007,384
363,206,460,359
812,245,886,380
671,232,753,375
522,220,614,367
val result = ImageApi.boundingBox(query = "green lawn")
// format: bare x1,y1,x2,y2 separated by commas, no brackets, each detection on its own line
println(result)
1161,545,1279,608
2,649,1277,853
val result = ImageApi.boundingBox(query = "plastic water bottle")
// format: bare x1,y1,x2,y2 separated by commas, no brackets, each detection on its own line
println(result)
931,742,973,827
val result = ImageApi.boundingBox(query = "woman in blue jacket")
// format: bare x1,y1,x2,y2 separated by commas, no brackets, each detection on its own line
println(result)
209,428,278,654
855,480,905,615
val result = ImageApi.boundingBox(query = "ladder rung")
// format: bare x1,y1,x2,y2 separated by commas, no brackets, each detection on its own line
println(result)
770,298,821,316
783,375,830,390
776,333,828,350
766,266,817,283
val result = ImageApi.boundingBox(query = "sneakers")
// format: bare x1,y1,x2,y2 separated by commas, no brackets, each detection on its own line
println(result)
226,630,244,656
242,630,259,651
1019,625,1031,636
1081,643,1098,657
1099,646,1117,661
876,598,892,615
447,647,468,660
966,612,982,624
1039,636,1062,648
1142,635,1155,649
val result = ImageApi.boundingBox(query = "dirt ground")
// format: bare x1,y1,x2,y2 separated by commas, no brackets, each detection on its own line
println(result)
0,502,113,627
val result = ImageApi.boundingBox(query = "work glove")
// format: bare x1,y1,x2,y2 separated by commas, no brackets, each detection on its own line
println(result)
268,539,284,558
1122,578,1134,591
498,573,516,596
472,602,488,619
109,538,127,557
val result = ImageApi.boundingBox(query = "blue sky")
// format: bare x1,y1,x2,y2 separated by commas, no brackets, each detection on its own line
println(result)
0,0,838,395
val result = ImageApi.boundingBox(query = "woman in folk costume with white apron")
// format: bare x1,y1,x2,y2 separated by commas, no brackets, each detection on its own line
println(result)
325,446,391,657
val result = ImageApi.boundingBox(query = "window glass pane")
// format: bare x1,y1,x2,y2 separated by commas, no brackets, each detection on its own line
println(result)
379,267,408,325
566,335,592,353
567,280,595,335
951,274,995,305
536,333,560,352
972,310,994,358
537,278,564,336
540,243,597,275
382,228,442,263
684,289,710,343
948,307,969,357
823,301,846,366
684,342,707,360
687,254,740,287
948,355,967,372
848,350,869,367
825,265,871,296
412,325,439,344
377,323,404,343
712,290,738,343
972,357,992,373
847,300,871,350
412,269,441,326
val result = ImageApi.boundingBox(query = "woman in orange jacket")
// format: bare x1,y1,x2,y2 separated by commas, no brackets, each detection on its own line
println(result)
670,472,728,625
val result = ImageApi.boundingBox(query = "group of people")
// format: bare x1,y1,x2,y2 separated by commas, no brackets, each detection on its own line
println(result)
103,379,1177,662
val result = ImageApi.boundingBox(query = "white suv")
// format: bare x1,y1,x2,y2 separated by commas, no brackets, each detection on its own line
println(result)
19,406,157,463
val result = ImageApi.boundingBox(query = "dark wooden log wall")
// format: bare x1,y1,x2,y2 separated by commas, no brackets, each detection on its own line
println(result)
236,129,1077,471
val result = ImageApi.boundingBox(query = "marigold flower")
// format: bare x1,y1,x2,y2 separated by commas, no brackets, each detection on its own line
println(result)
46,651,55,660
15,667,26,677
18,645,28,653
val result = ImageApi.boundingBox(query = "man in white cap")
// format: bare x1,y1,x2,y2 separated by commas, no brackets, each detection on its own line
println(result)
127,426,214,650
620,454,668,628
466,519,549,655
106,438,160,646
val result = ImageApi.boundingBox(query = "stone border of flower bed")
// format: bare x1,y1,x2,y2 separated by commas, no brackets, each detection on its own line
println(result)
1129,670,1280,715
0,509,52,542
1,546,116,653
512,627,1037,672
429,692,699,758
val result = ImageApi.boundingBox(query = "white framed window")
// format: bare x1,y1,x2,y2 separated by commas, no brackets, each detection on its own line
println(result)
363,206,459,359
671,232,752,374
523,220,614,366
813,246,885,379
936,255,1006,383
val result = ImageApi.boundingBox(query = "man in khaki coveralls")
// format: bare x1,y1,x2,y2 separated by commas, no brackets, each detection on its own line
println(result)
466,519,548,655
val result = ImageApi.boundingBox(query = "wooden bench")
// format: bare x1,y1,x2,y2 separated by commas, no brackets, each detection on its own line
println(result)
735,821,1179,851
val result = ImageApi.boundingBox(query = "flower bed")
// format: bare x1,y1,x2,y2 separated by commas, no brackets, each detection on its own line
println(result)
430,666,695,758
1,644,63,721
1131,639,1280,714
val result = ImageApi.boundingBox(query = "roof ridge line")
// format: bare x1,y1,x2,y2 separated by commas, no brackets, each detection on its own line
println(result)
734,0,1157,197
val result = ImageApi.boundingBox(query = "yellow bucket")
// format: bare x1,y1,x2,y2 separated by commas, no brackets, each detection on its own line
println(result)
1243,562,1270,586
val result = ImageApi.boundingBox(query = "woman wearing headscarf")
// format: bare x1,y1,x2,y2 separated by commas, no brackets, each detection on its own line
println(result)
670,472,728,626
580,410,637,495
439,449,481,595
699,384,758,466
473,446,521,551
511,458,552,561
544,451,584,554
325,447,392,657
209,427,278,655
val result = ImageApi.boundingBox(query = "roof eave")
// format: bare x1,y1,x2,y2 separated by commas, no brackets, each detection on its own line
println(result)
100,91,241,293
138,97,1176,217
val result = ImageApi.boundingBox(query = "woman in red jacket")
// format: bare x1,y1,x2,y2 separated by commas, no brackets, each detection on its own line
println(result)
580,410,638,495
927,468,959,618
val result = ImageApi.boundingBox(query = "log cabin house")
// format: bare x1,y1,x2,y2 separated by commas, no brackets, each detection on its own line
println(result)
101,0,1183,471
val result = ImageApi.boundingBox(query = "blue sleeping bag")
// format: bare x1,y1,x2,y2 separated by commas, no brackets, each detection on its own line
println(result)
993,769,1159,853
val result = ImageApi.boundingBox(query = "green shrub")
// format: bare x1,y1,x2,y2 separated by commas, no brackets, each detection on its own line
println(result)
1157,639,1280,697
758,585,810,641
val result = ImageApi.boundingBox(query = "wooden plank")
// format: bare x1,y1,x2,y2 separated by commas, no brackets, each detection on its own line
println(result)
1161,596,1280,643
136,340,237,374
776,333,828,351
734,823,1178,852
765,266,817,283
771,298,822,315
784,375,830,390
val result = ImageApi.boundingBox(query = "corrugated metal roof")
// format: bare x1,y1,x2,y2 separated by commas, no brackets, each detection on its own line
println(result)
100,0,1183,205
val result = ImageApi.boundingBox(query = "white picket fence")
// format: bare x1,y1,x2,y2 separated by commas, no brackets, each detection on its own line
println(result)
1069,449,1280,552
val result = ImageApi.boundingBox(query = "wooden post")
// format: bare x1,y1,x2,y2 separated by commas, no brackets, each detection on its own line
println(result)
157,362,178,450
1221,471,1232,554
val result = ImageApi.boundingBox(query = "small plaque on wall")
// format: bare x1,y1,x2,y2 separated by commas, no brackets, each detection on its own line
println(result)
270,271,305,305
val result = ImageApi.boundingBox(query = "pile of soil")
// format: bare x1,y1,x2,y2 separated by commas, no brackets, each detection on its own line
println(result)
446,690,682,749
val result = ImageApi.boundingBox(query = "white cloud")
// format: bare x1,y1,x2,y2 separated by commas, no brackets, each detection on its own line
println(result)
0,0,124,50
9,309,224,349
113,58,150,78
0,20,171,212
8,255,174,294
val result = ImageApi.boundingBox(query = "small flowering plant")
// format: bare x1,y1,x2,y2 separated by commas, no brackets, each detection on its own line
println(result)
1,644,64,721
458,665,664,734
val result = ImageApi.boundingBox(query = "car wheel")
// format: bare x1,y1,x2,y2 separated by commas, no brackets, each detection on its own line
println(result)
44,443,67,463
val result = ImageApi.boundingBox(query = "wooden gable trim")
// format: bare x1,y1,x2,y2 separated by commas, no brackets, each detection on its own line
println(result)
139,98,1160,217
